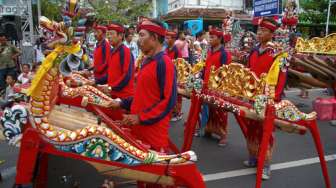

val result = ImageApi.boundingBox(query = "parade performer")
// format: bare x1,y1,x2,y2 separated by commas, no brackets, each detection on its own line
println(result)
201,28,232,146
106,23,134,99
165,31,182,60
108,19,177,187
244,17,287,180
165,30,183,122
92,25,110,84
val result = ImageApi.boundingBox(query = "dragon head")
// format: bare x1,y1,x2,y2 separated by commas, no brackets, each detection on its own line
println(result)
39,16,69,48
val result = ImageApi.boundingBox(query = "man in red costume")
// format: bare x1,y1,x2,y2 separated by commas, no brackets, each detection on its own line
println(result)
165,30,183,122
105,23,134,99
244,17,286,180
109,19,176,151
108,19,177,188
165,31,182,60
92,25,110,84
200,28,232,147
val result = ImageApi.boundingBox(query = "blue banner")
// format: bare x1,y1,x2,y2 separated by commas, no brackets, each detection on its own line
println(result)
254,0,282,17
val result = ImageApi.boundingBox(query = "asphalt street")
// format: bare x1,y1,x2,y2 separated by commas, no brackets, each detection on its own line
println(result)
0,89,335,188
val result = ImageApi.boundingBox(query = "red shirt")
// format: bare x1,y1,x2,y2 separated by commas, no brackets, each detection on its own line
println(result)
248,47,287,101
107,44,134,99
93,39,110,80
129,51,177,150
203,45,232,85
165,45,182,60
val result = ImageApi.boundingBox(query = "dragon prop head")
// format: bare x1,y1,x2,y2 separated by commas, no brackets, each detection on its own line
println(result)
30,0,92,97
39,16,69,48
39,0,90,49
63,0,80,18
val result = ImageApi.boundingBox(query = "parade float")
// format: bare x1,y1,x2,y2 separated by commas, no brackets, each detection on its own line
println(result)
293,35,336,94
0,0,205,187
175,54,331,188
173,2,331,187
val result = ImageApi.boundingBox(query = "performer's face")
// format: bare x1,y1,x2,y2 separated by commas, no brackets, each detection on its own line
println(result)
94,30,104,41
209,35,221,47
107,30,122,47
257,27,273,44
138,29,155,55
165,35,175,47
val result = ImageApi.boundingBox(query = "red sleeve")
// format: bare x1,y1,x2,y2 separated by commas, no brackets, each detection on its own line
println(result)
110,47,133,90
94,41,110,74
139,59,176,124
177,49,182,58
226,50,232,64
274,70,287,101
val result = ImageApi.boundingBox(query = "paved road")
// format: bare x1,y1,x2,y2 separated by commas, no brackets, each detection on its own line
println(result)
1,89,335,188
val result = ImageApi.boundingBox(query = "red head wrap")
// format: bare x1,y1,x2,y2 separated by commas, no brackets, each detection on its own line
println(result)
209,28,223,37
258,18,279,32
93,25,107,33
166,30,177,38
137,20,166,36
107,23,125,33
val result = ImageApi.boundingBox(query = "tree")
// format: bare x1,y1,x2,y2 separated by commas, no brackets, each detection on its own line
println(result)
88,0,152,25
39,0,65,21
299,0,336,24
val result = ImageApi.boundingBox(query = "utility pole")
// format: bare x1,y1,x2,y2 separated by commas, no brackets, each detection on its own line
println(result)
37,0,41,21
326,0,336,36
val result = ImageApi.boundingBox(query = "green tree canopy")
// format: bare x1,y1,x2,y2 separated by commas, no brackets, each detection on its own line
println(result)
40,0,65,21
88,0,152,25
299,0,336,24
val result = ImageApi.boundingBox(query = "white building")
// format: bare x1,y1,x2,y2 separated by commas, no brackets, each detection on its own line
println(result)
168,0,244,12
162,0,251,28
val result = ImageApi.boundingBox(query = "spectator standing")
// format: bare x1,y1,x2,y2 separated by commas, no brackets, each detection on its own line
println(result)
0,32,21,91
124,30,139,60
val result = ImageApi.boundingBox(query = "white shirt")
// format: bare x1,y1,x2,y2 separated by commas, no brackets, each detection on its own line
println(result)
124,40,139,60
34,46,45,63
18,72,33,84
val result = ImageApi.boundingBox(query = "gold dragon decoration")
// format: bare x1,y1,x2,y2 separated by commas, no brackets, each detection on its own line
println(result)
295,33,336,55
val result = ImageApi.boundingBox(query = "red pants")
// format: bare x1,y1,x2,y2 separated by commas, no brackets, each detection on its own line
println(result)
204,106,228,139
246,119,274,163
172,95,182,117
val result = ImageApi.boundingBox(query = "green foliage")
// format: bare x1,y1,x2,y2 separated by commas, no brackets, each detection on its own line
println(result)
40,0,65,21
299,0,336,24
88,0,152,25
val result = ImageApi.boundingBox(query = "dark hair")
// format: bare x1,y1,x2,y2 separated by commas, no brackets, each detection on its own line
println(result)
178,31,185,37
196,31,205,39
147,19,165,44
125,29,133,38
6,72,17,81
22,63,31,68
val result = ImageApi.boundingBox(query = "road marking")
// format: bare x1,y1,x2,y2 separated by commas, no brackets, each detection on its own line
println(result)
284,88,326,94
203,154,336,181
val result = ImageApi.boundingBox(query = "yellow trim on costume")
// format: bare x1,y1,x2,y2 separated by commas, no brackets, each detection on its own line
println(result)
265,52,288,86
27,44,81,97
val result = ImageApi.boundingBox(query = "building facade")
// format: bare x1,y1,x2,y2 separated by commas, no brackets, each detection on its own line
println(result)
168,0,244,12
161,0,251,30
